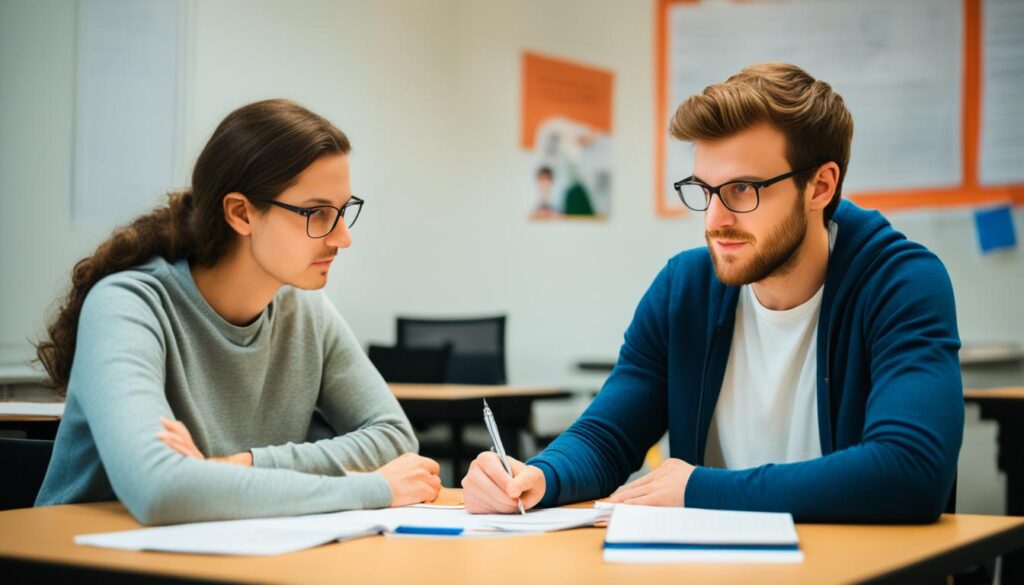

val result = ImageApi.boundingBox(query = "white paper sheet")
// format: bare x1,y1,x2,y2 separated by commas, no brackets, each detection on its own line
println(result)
468,507,608,532
75,505,608,556
75,513,381,556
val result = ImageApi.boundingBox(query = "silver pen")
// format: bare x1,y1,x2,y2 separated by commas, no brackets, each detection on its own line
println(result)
482,398,526,515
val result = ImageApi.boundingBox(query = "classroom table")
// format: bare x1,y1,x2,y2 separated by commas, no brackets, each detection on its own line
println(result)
389,383,567,401
0,384,570,452
2,489,1023,585
5,384,1024,580
963,386,1024,582
0,368,60,439
0,404,61,439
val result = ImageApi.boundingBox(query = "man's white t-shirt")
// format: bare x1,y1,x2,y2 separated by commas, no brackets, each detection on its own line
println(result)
703,283,825,469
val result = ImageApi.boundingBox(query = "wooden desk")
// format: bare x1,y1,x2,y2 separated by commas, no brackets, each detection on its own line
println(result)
0,386,565,413
2,490,1023,585
964,386,1024,582
0,386,568,467
389,384,569,482
0,402,64,420
389,383,565,401
0,414,61,422
0,403,63,439
964,387,1024,400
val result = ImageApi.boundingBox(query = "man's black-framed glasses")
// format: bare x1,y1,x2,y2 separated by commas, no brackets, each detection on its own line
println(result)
252,196,364,238
673,165,820,213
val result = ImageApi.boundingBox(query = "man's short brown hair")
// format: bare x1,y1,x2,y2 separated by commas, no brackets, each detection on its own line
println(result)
670,62,853,225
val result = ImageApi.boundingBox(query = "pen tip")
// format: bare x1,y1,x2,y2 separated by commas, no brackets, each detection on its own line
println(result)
483,398,490,408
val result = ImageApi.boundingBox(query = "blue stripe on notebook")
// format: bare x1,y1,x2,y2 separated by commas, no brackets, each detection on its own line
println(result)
603,542,799,551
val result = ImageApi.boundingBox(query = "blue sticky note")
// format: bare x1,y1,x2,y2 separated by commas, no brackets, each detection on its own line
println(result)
974,205,1017,254
393,525,464,536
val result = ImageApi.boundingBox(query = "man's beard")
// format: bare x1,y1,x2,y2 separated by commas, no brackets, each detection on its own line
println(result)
706,195,807,286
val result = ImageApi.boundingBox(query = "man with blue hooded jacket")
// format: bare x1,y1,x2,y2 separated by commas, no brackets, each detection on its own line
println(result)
462,62,963,523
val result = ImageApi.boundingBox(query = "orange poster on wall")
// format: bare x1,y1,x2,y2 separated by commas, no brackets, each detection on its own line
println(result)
521,52,614,220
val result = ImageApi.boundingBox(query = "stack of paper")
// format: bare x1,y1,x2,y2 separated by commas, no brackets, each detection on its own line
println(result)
76,505,609,556
603,504,802,563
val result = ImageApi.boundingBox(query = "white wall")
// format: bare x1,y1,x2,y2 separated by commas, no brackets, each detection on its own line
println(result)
335,0,703,390
1,0,81,366
1,0,1019,512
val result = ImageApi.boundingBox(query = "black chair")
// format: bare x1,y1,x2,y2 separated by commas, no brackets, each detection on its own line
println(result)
392,316,509,481
396,316,506,385
368,344,451,384
0,438,54,511
306,345,454,442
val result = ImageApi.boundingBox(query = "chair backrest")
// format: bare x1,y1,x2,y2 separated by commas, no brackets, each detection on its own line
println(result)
396,316,507,385
368,344,452,384
0,438,55,510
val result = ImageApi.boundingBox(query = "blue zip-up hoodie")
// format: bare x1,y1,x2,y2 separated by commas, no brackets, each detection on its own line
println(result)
529,200,964,523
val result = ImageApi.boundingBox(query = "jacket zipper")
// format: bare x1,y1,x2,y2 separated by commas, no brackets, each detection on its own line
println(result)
824,320,833,454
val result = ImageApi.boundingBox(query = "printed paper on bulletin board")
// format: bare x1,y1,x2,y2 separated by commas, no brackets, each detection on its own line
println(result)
654,0,1024,217
521,52,614,220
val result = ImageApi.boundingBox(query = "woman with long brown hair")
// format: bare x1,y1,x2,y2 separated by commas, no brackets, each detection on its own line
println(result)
34,99,440,524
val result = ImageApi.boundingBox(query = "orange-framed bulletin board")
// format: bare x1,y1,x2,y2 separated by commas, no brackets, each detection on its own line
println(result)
655,0,1024,217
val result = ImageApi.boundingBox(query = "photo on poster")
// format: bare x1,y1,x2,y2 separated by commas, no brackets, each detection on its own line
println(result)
521,53,614,221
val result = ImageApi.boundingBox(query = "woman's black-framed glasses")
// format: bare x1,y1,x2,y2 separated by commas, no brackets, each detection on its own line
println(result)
673,165,820,213
252,196,364,238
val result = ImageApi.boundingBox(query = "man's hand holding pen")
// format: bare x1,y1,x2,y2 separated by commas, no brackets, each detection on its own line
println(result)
462,452,547,514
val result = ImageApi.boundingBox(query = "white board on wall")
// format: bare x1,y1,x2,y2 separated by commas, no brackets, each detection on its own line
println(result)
979,0,1024,186
661,0,964,214
72,0,186,228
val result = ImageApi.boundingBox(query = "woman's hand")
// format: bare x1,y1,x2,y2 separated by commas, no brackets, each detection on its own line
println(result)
157,416,253,466
374,453,442,507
